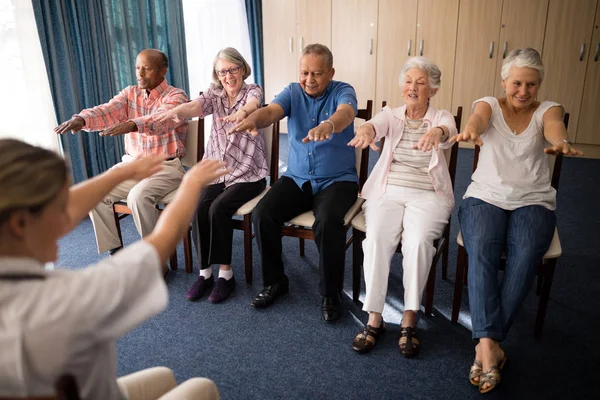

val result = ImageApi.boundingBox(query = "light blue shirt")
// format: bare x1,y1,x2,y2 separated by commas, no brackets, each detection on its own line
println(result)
273,81,358,194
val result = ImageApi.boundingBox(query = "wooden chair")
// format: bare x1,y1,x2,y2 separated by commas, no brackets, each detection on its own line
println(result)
193,117,279,283
278,100,374,287
0,374,81,400
113,118,204,273
450,113,570,339
350,105,463,316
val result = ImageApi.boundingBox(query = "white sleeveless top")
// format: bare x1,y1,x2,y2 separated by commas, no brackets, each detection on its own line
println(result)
463,97,563,211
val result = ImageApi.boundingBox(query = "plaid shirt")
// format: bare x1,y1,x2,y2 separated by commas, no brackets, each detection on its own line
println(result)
196,82,268,186
76,79,188,158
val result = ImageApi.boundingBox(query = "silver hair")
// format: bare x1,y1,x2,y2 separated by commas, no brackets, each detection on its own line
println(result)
212,47,252,86
398,56,441,89
501,48,544,83
301,43,333,70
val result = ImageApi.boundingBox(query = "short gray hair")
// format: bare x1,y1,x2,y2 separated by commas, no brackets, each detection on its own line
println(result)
399,56,441,89
301,43,333,70
212,47,252,86
501,48,544,83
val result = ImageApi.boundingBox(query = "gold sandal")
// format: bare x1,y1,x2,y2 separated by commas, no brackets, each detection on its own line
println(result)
469,360,482,386
479,357,507,394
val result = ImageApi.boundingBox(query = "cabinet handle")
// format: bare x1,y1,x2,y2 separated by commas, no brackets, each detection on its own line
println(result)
370,38,373,55
502,41,507,59
489,41,494,59
419,40,424,56
300,37,304,52
289,37,293,53
408,39,411,56
594,43,599,62
580,43,585,61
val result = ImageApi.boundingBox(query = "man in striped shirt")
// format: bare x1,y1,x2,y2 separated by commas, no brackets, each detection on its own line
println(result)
55,49,189,255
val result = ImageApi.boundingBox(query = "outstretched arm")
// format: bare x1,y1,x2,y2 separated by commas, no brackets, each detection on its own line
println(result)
228,103,285,137
543,106,584,156
450,101,492,146
67,156,166,231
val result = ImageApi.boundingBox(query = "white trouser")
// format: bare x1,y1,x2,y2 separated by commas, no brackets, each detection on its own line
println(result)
362,185,451,314
117,366,219,400
89,156,185,253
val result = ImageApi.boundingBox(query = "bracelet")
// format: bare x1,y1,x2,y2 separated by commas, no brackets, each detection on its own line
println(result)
320,119,335,133
436,126,447,141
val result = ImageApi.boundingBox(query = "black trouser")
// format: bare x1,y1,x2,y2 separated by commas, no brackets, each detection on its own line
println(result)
194,179,266,269
252,176,359,297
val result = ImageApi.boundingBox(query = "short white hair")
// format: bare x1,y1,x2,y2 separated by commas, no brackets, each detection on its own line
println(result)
398,56,441,89
501,48,544,83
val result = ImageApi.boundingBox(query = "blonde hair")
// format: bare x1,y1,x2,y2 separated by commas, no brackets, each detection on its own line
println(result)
212,47,252,87
0,139,67,225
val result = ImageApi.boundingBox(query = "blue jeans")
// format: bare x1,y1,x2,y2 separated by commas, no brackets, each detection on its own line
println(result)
458,197,556,341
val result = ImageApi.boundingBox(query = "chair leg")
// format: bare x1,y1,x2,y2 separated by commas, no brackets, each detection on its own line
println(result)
299,237,305,257
463,253,469,285
535,259,556,340
242,214,253,284
352,228,365,303
183,227,193,273
442,224,450,280
113,208,125,248
451,245,467,323
536,272,543,296
424,257,437,316
170,251,178,271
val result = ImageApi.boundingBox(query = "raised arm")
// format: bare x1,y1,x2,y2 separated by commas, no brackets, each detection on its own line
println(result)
67,156,165,231
129,89,189,135
228,103,285,137
144,159,229,266
542,106,584,156
450,101,492,146
220,95,262,124
154,97,204,124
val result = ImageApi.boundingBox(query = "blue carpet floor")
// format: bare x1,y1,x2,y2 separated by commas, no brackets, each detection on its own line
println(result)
57,136,599,399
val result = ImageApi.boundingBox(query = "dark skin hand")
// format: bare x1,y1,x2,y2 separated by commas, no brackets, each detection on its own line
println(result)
54,116,85,135
99,121,138,137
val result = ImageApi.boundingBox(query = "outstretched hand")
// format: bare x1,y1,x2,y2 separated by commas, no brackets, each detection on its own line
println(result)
219,109,247,124
100,121,136,137
302,122,333,143
348,124,379,151
450,128,483,147
155,109,179,124
184,159,231,187
55,116,85,135
228,119,260,136
413,127,443,152
120,155,166,180
544,141,584,156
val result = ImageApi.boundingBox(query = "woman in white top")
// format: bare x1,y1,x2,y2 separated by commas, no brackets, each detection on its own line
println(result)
0,139,227,399
348,57,457,357
452,48,583,394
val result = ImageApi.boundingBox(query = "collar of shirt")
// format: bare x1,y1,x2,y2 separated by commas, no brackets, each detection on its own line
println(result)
392,104,439,127
143,78,168,100
0,257,47,278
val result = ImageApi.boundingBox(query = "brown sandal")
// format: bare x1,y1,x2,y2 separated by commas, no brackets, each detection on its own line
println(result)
352,321,385,353
398,326,420,358
479,356,508,394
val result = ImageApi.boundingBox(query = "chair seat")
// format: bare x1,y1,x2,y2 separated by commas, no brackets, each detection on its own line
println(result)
456,228,561,259
351,209,366,232
287,197,365,227
234,187,270,216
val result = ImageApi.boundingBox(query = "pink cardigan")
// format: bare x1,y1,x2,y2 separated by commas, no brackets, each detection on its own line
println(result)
361,105,458,209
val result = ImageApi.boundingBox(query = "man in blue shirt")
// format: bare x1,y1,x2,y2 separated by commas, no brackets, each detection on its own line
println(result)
230,44,358,321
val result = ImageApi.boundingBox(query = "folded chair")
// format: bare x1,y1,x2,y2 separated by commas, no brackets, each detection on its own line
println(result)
451,113,570,339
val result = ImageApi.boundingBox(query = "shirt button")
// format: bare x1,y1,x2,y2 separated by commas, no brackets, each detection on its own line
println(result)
312,118,315,121
308,152,312,156
308,171,312,175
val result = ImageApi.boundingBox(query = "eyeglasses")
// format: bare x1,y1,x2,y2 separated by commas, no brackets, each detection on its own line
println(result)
216,66,241,77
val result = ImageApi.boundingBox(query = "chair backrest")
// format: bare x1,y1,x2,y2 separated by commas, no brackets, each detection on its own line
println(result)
0,374,81,400
259,116,280,184
180,118,204,168
378,101,463,189
472,112,569,191
355,100,374,191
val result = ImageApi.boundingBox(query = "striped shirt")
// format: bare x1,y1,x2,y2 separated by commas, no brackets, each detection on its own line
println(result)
76,79,188,158
195,82,268,186
387,119,434,190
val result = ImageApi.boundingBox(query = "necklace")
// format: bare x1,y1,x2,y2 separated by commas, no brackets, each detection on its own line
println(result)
405,117,424,130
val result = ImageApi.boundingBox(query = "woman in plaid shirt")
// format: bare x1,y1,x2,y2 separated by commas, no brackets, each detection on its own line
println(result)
158,47,268,303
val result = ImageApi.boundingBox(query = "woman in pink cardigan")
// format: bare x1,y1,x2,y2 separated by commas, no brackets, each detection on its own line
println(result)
348,57,457,357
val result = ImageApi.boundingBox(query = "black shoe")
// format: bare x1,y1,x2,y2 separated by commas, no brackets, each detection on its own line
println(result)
251,276,289,308
321,296,341,322
109,247,123,256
